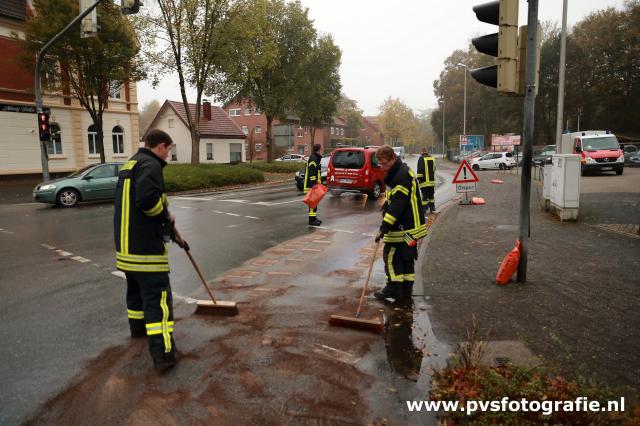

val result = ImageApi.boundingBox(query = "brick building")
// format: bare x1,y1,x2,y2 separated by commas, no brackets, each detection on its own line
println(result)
359,116,384,146
0,0,140,176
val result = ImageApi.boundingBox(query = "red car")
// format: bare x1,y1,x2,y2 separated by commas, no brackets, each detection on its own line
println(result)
327,147,386,199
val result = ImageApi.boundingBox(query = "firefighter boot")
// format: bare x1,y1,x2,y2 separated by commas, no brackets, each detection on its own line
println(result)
153,352,177,372
309,218,322,226
374,282,402,301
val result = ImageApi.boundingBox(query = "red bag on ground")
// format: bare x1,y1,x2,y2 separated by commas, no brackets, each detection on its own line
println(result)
303,183,328,209
471,197,486,205
496,240,521,285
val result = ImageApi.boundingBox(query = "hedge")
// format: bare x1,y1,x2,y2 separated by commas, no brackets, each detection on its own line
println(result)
164,164,264,192
245,160,305,173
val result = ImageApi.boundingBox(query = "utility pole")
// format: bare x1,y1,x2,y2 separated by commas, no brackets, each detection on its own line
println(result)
440,100,446,159
517,0,539,282
35,0,104,181
554,0,568,153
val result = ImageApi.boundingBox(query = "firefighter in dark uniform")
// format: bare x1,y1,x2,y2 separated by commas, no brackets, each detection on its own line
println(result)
114,129,178,371
374,145,427,302
417,147,437,214
304,143,323,226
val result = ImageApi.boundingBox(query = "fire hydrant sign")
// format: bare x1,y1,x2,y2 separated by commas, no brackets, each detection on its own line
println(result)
452,159,479,193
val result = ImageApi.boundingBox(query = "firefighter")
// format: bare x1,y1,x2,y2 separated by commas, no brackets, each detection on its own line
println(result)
114,129,178,372
417,147,436,214
304,143,323,226
374,145,427,302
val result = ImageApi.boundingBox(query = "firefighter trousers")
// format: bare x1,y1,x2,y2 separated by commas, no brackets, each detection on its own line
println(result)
125,272,176,358
421,186,435,211
383,243,416,288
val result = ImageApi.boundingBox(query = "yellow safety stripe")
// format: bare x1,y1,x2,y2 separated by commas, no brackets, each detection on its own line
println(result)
410,180,420,228
419,181,435,188
144,198,164,217
162,193,168,206
145,320,175,335
308,161,317,167
127,309,144,320
120,179,130,254
121,160,137,171
404,274,415,281
422,200,428,206
391,185,409,196
387,247,404,282
117,252,169,263
416,173,424,178
383,213,396,225
309,176,317,181
160,290,171,352
116,261,170,272
308,211,317,217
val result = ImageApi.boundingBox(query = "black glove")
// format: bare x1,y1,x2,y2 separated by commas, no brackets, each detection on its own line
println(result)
375,232,382,243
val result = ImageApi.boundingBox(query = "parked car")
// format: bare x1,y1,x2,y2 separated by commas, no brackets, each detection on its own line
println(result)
565,131,624,176
471,152,516,170
275,154,307,162
326,147,385,199
622,144,638,164
295,157,329,190
33,162,124,207
392,146,405,160
628,153,640,167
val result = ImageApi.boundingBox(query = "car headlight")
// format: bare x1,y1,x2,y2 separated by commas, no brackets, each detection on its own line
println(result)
617,155,624,163
295,171,300,177
585,156,596,163
39,184,56,191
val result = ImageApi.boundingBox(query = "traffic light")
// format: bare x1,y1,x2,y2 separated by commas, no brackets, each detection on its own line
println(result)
121,0,143,15
470,0,519,95
80,0,97,38
517,24,541,96
38,112,51,142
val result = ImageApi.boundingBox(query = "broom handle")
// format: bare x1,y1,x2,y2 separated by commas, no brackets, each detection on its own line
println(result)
173,226,218,305
355,239,380,318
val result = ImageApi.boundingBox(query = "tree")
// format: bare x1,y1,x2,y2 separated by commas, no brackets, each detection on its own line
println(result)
139,0,234,164
379,97,418,147
214,0,316,162
295,35,342,152
21,0,143,163
336,96,363,141
138,99,161,138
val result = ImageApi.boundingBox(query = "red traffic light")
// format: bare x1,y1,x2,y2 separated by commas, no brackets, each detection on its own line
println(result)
38,112,51,141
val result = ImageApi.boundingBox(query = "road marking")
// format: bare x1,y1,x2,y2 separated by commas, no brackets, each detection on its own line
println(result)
174,196,213,201
56,250,72,257
219,199,249,203
226,224,239,228
111,271,126,279
262,199,302,206
244,216,260,220
179,206,192,209
71,256,91,263
212,210,224,214
41,244,56,249
302,248,322,252
226,212,240,217
333,229,355,234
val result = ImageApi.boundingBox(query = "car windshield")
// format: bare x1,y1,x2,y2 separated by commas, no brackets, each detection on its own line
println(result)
582,136,619,151
68,164,96,177
332,151,365,169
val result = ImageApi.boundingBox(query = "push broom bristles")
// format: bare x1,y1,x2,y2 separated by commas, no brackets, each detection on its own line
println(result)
194,300,239,316
329,314,384,333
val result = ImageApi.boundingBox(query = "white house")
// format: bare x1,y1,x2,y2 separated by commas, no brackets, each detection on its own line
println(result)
146,100,246,164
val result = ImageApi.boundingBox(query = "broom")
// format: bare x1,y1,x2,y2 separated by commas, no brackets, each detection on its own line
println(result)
329,239,384,333
173,226,239,316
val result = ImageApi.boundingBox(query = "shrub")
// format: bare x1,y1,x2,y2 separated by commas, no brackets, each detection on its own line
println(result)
163,164,264,192
246,161,305,173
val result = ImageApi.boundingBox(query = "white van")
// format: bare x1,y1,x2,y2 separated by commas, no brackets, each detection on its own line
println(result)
392,146,405,159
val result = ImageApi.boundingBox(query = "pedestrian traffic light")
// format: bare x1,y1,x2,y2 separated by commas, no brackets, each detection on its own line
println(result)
80,0,97,38
121,0,143,15
470,0,519,95
38,112,50,142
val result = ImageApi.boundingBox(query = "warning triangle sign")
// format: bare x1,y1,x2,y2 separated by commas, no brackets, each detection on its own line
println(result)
452,159,479,184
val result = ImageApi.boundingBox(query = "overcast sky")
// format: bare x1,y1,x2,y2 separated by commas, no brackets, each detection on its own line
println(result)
136,0,627,116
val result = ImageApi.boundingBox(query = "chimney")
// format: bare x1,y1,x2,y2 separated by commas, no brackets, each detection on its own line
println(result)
203,99,211,121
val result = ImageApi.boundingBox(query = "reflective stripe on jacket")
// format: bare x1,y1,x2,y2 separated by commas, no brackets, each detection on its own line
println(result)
303,152,322,194
114,148,171,272
416,154,436,188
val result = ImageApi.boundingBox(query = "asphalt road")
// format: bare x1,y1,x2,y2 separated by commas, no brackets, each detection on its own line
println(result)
0,157,456,425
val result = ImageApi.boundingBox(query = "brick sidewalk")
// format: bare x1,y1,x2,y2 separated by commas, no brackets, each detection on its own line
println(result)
421,171,640,394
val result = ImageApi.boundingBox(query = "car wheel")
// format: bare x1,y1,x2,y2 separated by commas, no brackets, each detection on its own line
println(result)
616,167,624,175
330,189,343,197
472,164,480,171
296,184,303,191
368,181,382,200
56,188,80,207
581,166,586,176
499,163,505,170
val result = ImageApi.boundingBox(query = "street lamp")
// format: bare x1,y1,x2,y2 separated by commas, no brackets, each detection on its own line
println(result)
439,100,445,159
457,62,469,152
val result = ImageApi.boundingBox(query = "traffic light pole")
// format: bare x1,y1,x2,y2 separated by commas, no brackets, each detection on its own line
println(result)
517,0,539,282
34,0,104,181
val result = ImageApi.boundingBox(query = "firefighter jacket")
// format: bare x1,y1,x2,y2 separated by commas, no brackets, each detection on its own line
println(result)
114,148,171,273
303,152,322,194
417,154,436,188
380,159,427,244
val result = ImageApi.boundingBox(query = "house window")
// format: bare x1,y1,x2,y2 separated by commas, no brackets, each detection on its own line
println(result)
254,126,262,134
230,143,242,163
254,108,261,115
298,126,303,138
242,125,249,135
366,135,371,142
171,145,178,161
48,123,62,155
229,108,241,117
108,81,121,99
340,128,344,136
244,108,252,116
297,145,305,155
255,143,262,152
331,127,334,135
112,125,125,154
87,125,98,155
206,143,213,160
168,118,174,128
